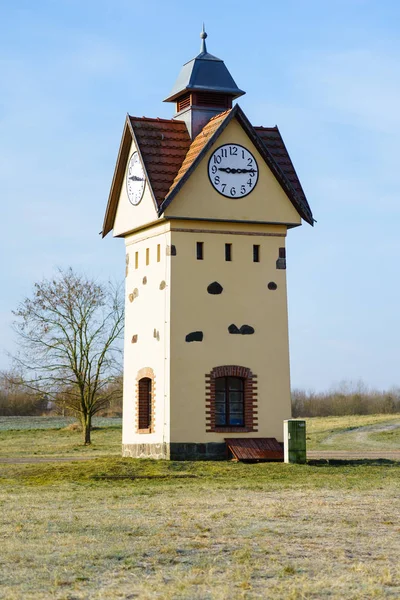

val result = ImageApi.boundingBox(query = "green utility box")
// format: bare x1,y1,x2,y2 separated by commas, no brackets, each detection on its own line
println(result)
284,420,306,464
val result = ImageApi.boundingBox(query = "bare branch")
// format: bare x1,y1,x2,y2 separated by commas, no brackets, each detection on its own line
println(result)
11,268,124,444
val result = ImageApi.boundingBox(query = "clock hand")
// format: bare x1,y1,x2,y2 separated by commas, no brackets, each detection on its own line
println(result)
218,168,256,174
129,175,145,181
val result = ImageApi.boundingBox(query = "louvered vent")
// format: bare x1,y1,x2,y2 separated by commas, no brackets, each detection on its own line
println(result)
177,93,191,112
194,93,232,108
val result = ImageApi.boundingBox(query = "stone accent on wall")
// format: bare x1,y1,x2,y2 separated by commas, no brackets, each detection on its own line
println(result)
185,331,203,342
129,288,139,302
166,245,177,256
131,335,138,343
240,325,254,335
207,282,223,295
122,442,227,460
228,324,255,335
276,247,286,270
205,365,258,433
122,443,169,459
142,276,147,285
159,280,166,290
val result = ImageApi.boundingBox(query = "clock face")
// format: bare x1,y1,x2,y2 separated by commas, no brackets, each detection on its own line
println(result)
126,151,145,206
208,144,259,198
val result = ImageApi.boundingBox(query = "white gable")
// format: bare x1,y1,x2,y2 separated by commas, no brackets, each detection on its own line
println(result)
113,137,159,237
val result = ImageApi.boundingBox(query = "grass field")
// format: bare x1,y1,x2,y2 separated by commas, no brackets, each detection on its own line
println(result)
0,415,399,599
0,417,121,458
1,414,399,458
306,414,400,450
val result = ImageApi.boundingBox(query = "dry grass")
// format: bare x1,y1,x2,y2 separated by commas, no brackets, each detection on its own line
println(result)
0,459,399,599
306,414,400,450
0,424,121,458
0,416,399,599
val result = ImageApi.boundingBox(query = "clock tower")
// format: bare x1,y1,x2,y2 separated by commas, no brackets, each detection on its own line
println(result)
102,29,313,460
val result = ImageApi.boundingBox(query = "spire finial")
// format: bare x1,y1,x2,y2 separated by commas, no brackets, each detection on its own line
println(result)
200,23,207,54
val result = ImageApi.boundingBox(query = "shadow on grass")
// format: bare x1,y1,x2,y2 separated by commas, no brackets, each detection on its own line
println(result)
308,458,400,467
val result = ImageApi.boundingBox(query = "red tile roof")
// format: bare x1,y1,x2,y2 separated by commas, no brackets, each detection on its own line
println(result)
255,126,307,204
167,109,231,197
129,116,191,207
102,108,313,237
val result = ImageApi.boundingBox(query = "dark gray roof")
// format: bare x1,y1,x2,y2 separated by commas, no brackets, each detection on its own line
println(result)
164,29,245,103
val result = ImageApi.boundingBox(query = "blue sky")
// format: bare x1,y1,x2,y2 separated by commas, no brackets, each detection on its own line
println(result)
1,0,400,391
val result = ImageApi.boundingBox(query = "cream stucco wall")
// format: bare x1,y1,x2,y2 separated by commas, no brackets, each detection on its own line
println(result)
168,222,292,443
122,223,171,446
113,138,160,238
118,115,301,451
164,119,302,226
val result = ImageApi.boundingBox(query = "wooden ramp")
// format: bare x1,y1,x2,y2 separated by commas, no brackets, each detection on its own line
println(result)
225,438,284,461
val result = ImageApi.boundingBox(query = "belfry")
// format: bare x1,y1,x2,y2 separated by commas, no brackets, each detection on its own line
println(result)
102,29,313,460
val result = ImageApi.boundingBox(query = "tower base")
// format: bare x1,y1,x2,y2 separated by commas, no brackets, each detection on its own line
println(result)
122,442,226,461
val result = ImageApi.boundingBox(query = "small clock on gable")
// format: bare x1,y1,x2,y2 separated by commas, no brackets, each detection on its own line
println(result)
208,144,259,198
126,151,146,206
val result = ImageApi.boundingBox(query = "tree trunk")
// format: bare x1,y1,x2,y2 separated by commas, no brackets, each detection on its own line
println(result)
83,413,92,445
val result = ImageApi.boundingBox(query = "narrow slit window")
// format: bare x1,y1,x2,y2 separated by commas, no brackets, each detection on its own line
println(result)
279,247,286,259
157,244,161,262
138,377,152,431
146,248,150,266
135,252,139,269
225,243,232,262
253,245,260,262
196,242,204,260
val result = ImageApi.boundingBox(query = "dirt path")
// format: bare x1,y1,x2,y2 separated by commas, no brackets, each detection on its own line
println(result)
321,419,400,449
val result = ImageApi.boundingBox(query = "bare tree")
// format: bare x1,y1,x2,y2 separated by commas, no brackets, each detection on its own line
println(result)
12,268,124,444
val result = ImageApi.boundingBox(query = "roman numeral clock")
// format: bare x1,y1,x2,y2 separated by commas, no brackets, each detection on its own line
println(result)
102,27,314,460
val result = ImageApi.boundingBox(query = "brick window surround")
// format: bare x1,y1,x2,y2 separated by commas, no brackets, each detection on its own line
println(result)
205,366,258,433
136,367,156,434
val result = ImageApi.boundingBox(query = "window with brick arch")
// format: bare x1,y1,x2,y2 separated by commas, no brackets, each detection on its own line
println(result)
138,377,152,431
215,377,244,426
205,366,258,433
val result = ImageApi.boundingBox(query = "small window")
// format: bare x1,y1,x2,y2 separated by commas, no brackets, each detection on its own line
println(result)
138,377,152,431
225,243,232,262
196,242,204,260
215,376,244,427
253,245,260,263
279,247,286,259
157,244,161,262
146,248,150,266
135,252,139,269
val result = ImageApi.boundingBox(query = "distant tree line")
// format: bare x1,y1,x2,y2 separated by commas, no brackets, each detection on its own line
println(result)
2,372,399,418
292,381,400,417
0,370,123,417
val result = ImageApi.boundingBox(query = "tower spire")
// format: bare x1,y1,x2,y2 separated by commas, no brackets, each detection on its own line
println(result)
200,23,207,54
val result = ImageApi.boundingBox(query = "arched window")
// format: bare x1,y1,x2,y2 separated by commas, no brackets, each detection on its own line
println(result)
138,377,152,431
215,376,244,426
205,366,258,433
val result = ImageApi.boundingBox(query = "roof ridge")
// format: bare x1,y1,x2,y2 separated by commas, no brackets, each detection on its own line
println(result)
208,108,232,122
129,115,180,124
254,125,278,131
